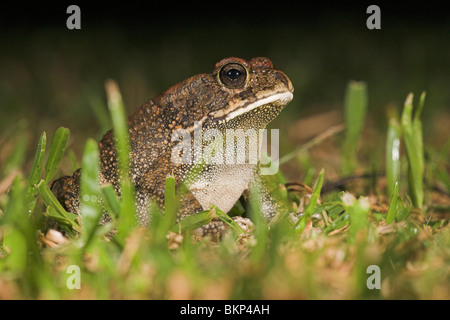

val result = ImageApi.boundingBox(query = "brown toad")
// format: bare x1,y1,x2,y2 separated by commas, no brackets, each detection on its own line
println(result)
51,57,294,233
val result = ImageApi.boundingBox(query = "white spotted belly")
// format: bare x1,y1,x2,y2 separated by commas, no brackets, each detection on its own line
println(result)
188,164,255,213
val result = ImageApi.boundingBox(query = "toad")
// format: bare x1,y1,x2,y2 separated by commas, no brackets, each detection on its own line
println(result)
51,57,294,234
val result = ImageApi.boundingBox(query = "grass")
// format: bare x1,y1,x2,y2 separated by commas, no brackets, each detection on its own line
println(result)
105,80,136,245
0,79,449,300
342,81,368,175
401,92,426,209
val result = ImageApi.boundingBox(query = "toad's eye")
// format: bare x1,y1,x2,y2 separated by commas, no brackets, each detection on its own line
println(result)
219,63,247,88
226,68,242,79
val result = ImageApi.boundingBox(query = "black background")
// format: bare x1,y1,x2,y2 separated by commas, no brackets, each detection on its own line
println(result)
1,1,448,29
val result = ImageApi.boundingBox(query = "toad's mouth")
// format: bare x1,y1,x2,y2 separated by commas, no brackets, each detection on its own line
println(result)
185,90,293,133
222,91,293,122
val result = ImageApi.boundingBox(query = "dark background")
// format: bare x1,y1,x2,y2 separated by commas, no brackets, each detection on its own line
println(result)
0,1,449,162
1,1,449,28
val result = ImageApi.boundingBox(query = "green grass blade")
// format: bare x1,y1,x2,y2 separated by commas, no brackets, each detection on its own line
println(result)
79,138,102,248
401,92,425,208
36,179,80,232
105,80,136,243
341,193,371,243
342,81,368,174
44,127,70,183
248,178,269,264
88,93,112,136
164,174,177,226
413,91,426,183
2,177,39,272
214,205,245,234
152,175,178,241
44,206,75,230
3,134,27,176
386,111,402,197
295,168,325,234
415,91,426,122
100,183,120,218
386,181,399,224
26,131,46,213
2,225,28,273
2,177,60,298
27,132,47,188
169,209,215,233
